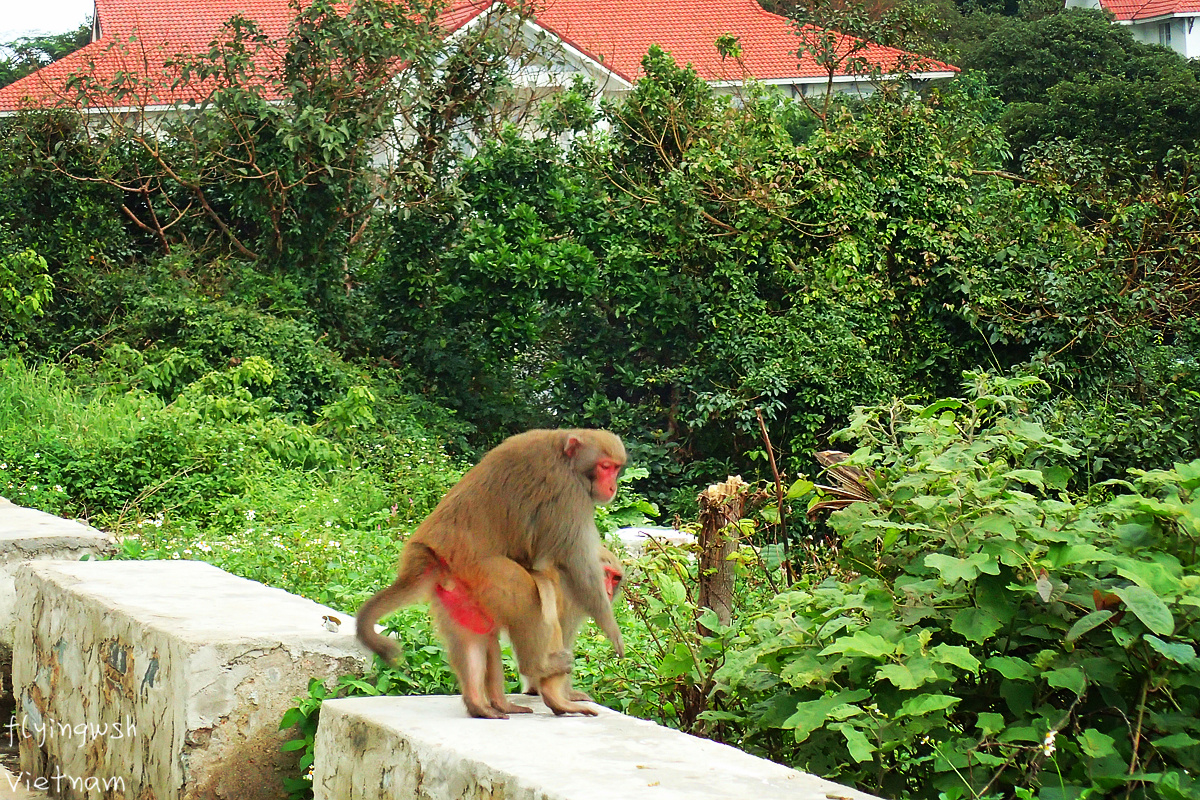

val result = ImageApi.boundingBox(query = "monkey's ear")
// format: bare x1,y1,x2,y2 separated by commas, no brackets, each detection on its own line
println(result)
563,434,582,458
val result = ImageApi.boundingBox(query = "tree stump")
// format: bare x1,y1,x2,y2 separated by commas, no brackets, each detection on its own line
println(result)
696,476,748,635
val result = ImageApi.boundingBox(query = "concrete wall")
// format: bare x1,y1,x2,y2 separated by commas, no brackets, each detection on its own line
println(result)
313,695,884,800
0,498,114,712
13,560,369,800
3,506,883,800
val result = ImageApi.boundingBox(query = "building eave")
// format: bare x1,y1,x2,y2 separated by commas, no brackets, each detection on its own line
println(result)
705,69,957,88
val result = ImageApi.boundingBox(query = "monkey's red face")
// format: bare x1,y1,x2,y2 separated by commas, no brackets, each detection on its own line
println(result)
603,564,623,601
591,458,623,504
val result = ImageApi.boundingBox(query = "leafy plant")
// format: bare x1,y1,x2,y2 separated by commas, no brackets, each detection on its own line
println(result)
716,373,1200,799
0,247,53,327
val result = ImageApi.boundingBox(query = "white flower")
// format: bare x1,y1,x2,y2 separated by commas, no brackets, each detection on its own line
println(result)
246,509,256,521
1042,731,1057,757
54,485,64,493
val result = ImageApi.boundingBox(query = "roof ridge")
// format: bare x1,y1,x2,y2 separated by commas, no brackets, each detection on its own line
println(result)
0,0,957,113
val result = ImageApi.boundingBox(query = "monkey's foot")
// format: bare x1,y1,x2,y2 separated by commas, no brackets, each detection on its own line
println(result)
464,699,509,719
494,698,534,714
526,681,592,703
545,698,599,717
538,673,599,716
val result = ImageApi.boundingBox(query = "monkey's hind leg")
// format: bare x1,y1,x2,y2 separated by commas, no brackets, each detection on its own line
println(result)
433,604,511,719
527,566,598,717
484,633,532,716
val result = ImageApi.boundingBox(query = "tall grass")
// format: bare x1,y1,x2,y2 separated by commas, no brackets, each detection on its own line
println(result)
0,356,458,611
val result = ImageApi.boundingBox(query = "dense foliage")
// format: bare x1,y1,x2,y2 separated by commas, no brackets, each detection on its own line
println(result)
717,377,1200,799
2,4,1198,799
965,9,1200,165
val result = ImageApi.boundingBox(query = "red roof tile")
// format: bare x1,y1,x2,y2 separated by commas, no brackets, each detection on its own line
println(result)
527,0,953,83
1098,0,1200,20
0,0,955,113
0,0,296,111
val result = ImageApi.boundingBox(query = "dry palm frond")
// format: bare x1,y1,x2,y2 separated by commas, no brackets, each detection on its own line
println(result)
807,449,876,518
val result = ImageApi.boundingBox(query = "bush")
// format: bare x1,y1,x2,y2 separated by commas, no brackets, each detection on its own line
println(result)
0,356,465,610
715,374,1200,799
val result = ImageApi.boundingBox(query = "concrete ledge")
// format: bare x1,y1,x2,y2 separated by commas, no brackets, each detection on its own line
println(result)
0,498,114,712
0,499,113,560
13,560,370,800
313,695,882,800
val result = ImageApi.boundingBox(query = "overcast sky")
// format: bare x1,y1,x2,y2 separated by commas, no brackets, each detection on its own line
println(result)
1,0,94,45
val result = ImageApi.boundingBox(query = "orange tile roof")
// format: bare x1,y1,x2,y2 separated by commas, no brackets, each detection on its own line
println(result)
528,0,953,84
1098,0,1200,19
0,0,296,111
0,0,956,113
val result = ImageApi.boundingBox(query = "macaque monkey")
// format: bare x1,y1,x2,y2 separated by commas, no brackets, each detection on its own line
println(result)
428,545,622,714
522,546,625,701
356,428,627,719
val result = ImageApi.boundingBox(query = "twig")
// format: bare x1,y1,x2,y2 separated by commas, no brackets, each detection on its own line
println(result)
1125,678,1150,800
755,408,790,586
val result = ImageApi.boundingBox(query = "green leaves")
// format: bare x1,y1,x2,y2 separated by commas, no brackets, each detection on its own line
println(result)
1112,585,1175,636
782,689,871,742
0,248,54,324
819,631,896,659
926,552,1001,584
1144,635,1196,665
725,386,1200,800
1066,610,1113,642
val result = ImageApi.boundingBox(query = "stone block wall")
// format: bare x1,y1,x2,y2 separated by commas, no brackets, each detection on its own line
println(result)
0,498,114,710
13,560,369,800
313,695,884,800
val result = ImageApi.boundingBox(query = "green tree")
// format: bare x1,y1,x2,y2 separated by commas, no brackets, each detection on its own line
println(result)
966,9,1200,164
18,0,518,325
0,22,91,88
718,376,1200,799
377,53,1061,495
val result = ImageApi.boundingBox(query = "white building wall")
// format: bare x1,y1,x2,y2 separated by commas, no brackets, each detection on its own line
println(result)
1062,0,1198,59
1182,15,1200,57
1128,16,1198,58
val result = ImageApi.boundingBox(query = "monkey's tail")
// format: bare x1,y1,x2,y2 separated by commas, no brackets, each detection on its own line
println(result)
355,542,438,663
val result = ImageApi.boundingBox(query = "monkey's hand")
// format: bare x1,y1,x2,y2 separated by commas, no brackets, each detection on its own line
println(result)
599,614,625,658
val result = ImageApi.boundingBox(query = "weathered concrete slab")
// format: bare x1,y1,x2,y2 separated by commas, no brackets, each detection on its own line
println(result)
0,764,48,799
13,560,370,800
0,498,114,712
614,526,695,555
313,695,882,800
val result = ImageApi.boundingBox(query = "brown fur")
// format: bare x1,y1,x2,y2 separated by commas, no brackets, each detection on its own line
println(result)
523,546,624,702
355,428,626,718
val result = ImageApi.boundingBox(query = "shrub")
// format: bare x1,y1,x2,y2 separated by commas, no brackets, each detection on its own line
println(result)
715,374,1200,799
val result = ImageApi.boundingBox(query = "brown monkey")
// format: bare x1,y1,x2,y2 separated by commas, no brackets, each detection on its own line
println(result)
429,545,622,714
522,546,624,701
356,429,626,719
